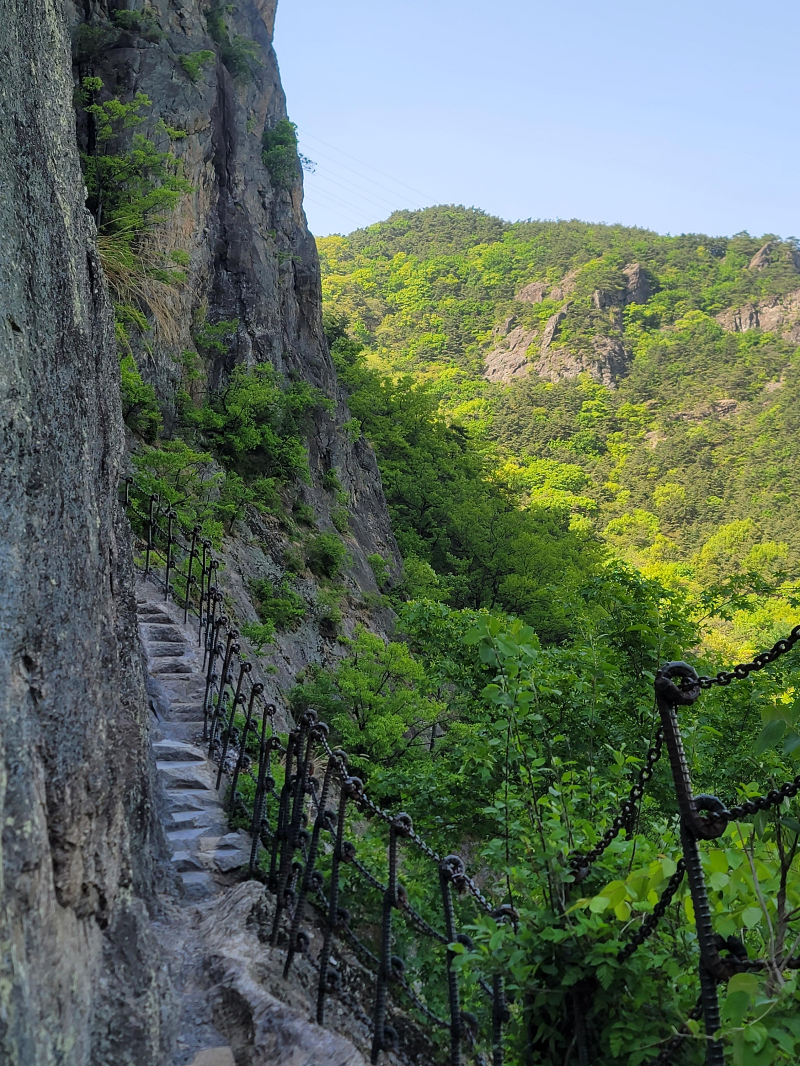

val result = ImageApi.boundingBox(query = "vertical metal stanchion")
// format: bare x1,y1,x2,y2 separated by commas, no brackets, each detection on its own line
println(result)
440,854,466,1066
492,973,506,1066
208,628,237,756
317,771,350,1025
371,818,401,1064
163,509,175,601
249,705,277,874
216,659,250,790
284,735,335,978
228,682,263,812
145,494,156,577
655,662,728,1066
183,526,199,624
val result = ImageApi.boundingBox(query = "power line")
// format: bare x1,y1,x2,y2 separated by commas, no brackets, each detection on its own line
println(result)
298,127,438,205
302,190,375,230
309,168,404,214
303,182,377,221
299,143,425,211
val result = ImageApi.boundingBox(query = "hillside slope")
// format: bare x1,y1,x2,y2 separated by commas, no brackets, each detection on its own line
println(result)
319,207,800,646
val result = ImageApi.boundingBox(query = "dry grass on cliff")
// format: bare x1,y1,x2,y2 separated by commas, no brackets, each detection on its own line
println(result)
97,232,187,345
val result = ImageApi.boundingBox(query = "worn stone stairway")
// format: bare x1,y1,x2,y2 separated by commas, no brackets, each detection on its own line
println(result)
137,581,252,903
136,577,375,1066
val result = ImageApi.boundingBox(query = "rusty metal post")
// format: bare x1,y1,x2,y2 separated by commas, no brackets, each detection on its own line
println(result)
216,659,250,790
145,494,156,577
317,773,350,1025
655,662,727,1066
183,526,199,624
285,735,334,978
229,682,263,813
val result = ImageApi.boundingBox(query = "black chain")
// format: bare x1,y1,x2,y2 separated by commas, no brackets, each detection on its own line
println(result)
617,859,686,963
698,625,800,688
722,776,800,823
648,998,703,1065
571,727,664,874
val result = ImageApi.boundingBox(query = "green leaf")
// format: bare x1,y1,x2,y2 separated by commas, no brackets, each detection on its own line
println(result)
754,718,786,755
742,906,763,929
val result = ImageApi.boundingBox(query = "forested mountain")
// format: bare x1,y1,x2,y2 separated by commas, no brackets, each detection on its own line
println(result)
319,207,800,658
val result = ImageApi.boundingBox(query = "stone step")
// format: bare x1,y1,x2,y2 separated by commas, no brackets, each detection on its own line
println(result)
158,762,218,791
159,722,205,745
171,809,227,830
140,624,185,642
180,869,215,901
145,642,188,658
165,789,221,813
150,662,193,677
167,825,221,844
153,739,205,762
166,702,207,722
172,850,205,872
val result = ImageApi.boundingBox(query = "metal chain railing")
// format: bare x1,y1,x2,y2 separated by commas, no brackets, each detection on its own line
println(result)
123,477,506,1065
124,479,800,1066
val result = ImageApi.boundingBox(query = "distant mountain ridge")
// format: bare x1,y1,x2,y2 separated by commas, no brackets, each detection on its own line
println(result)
318,207,800,630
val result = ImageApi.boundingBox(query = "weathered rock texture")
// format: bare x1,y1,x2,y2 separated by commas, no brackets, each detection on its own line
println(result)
0,2,171,1063
716,288,800,342
483,262,652,387
67,0,399,595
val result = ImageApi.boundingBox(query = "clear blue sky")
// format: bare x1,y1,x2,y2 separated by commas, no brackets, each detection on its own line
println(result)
273,0,799,240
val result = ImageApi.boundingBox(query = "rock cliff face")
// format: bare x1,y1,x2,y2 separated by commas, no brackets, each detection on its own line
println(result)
67,0,399,594
0,2,170,1063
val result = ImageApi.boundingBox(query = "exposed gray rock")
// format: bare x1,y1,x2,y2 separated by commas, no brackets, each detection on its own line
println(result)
540,306,570,351
64,0,400,596
533,336,630,388
0,2,173,1063
516,280,549,303
749,242,775,270
716,289,800,342
623,261,654,304
483,326,538,383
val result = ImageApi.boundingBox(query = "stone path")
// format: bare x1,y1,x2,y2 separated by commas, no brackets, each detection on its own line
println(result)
137,582,251,902
136,578,378,1065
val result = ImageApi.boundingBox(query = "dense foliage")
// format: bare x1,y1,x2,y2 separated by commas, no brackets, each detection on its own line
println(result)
319,207,800,662
301,208,800,1063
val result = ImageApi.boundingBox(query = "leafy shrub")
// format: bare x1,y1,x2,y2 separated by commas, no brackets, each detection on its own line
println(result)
195,318,238,356
331,507,349,534
250,578,306,629
119,354,162,441
239,620,275,653
262,120,299,189
111,10,164,40
367,553,390,588
306,532,348,578
204,1,260,79
316,587,344,634
321,468,342,492
292,502,316,527
72,21,120,63
283,546,305,574
185,363,324,483
179,49,215,82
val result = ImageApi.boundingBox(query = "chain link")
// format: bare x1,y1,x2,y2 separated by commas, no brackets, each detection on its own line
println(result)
698,625,800,688
571,727,664,874
617,859,686,963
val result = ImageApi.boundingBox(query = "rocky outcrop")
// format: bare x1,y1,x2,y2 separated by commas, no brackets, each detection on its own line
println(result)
534,335,630,388
0,2,171,1063
716,289,800,342
622,262,654,304
66,0,399,591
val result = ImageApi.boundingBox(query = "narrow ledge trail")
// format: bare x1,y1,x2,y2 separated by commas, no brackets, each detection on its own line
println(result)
136,578,376,1066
